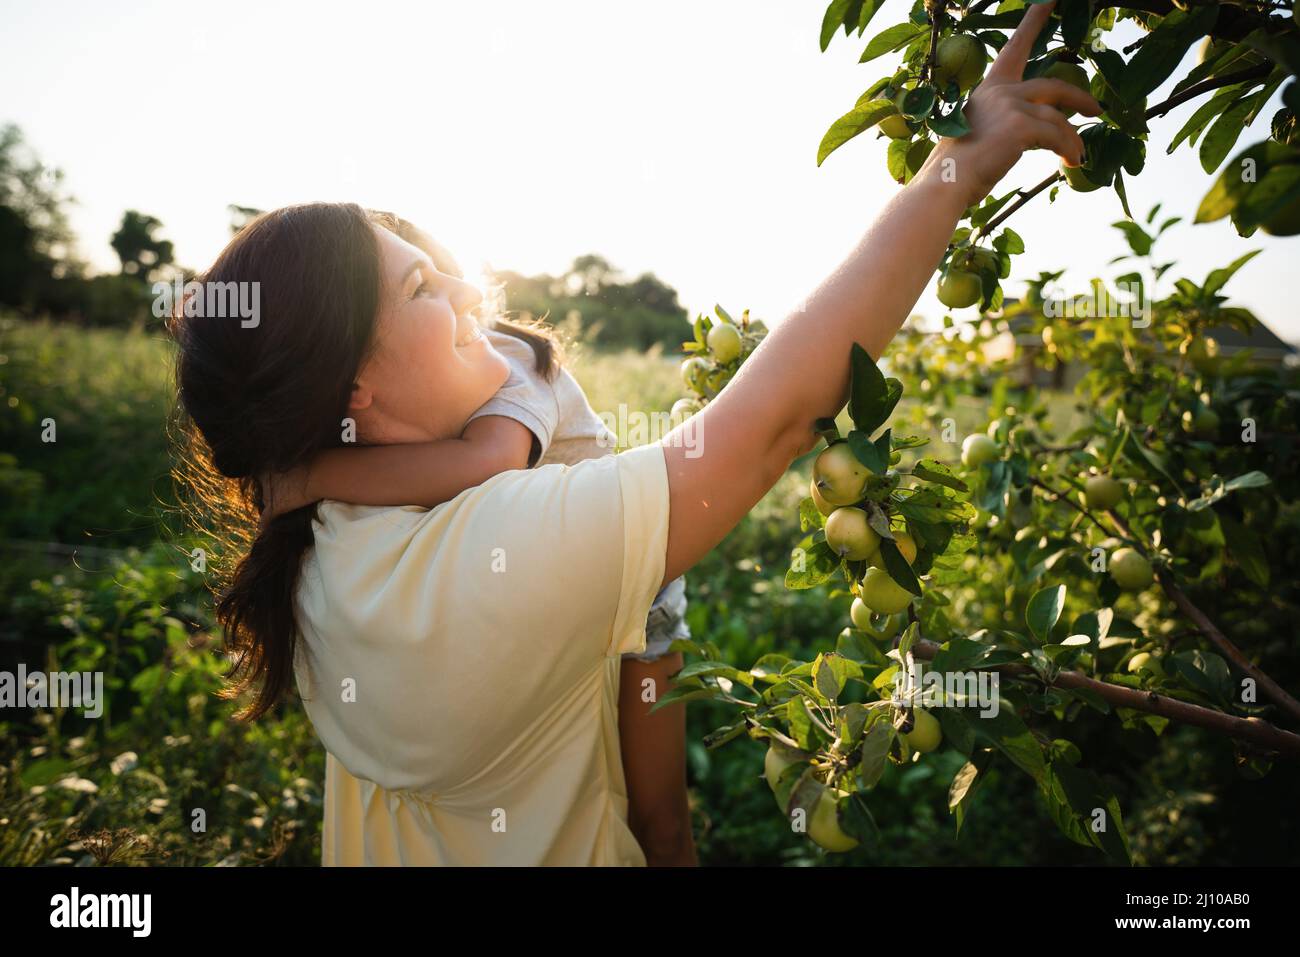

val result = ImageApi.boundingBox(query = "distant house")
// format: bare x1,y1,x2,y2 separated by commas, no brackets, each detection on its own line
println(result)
982,298,1297,390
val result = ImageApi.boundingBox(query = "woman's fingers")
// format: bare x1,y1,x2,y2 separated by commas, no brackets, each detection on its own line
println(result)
1017,77,1103,117
1023,103,1087,165
986,0,1058,84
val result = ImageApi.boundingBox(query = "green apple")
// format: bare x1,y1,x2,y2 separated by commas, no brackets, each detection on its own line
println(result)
669,397,702,429
937,268,983,309
852,599,905,639
825,507,881,561
1060,160,1101,192
807,787,859,853
1044,61,1091,118
873,101,912,139
934,34,988,93
764,745,801,794
1085,475,1124,511
707,321,742,363
903,709,943,753
961,433,1000,467
850,597,873,632
680,356,710,393
809,477,836,517
813,443,872,507
858,567,915,614
1110,547,1153,591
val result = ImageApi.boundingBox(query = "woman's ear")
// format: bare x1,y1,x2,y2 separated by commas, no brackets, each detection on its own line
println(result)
348,382,374,412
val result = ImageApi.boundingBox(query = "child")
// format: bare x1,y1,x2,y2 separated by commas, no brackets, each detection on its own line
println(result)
262,214,698,866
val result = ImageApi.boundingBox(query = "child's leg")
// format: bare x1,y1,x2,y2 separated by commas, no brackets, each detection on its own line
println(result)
618,653,698,866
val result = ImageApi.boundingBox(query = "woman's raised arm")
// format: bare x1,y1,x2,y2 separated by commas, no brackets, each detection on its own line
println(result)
658,0,1100,589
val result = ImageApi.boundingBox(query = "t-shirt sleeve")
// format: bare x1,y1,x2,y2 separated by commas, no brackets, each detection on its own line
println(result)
605,441,672,656
464,330,560,467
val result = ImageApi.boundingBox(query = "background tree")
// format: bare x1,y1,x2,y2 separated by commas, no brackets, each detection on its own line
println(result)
110,210,175,283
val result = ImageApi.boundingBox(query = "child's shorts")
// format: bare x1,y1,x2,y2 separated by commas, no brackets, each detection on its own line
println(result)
624,574,690,664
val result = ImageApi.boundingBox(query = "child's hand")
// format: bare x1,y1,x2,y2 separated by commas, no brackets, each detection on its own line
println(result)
924,0,1102,210
258,465,316,530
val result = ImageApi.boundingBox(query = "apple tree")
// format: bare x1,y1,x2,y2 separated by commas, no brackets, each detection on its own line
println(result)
660,0,1300,861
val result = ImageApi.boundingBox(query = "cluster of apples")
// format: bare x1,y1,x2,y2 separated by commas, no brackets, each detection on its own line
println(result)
962,420,1156,593
762,706,943,854
810,443,919,615
674,307,764,426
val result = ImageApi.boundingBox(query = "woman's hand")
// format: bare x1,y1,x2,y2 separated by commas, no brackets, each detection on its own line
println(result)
922,0,1103,210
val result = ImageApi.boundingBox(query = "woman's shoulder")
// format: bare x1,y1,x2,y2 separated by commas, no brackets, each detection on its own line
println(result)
305,442,667,590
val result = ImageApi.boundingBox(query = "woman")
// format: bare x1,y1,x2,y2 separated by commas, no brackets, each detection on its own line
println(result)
171,1,1096,866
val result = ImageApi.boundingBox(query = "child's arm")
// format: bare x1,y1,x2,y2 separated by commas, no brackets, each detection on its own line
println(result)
261,415,537,523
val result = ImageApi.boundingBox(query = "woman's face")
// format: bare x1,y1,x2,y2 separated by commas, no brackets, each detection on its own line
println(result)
349,224,510,443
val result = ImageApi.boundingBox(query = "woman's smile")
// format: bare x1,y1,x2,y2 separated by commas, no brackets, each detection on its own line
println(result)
455,320,484,348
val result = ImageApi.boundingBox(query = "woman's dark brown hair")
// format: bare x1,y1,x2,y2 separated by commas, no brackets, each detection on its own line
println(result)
171,202,561,720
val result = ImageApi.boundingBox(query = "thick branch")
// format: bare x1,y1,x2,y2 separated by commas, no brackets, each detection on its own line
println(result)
1029,474,1300,726
1105,506,1300,726
1157,569,1300,725
910,637,1300,759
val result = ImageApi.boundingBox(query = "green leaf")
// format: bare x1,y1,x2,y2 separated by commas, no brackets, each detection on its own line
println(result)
1110,4,1220,104
878,538,922,596
1203,250,1262,298
857,717,893,789
1170,86,1243,154
1112,220,1153,258
975,706,1048,784
820,0,854,52
927,105,971,138
847,342,904,435
936,707,977,756
846,430,888,475
1220,514,1269,587
1224,471,1270,492
1196,140,1300,232
912,457,969,492
786,539,841,589
841,791,881,847
859,22,925,64
1199,95,1256,174
798,496,825,532
897,487,977,525
1046,761,1132,862
948,759,980,811
817,98,901,166
1026,585,1067,642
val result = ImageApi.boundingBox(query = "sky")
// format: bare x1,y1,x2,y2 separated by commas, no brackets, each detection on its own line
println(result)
2,0,1296,343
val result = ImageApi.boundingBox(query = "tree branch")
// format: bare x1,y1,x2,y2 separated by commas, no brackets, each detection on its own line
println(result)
910,637,1300,759
975,49,1276,241
1145,62,1274,120
1029,474,1300,726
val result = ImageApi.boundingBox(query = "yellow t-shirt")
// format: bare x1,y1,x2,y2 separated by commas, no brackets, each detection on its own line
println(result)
292,440,668,866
